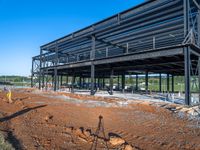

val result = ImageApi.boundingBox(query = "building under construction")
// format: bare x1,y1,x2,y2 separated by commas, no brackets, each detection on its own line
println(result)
32,0,200,106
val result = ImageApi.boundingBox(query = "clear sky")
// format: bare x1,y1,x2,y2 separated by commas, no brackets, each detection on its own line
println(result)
0,0,144,76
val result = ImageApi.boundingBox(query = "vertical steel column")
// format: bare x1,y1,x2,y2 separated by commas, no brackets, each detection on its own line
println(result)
42,71,45,89
90,35,96,95
60,75,63,87
117,75,120,90
54,69,58,91
39,49,42,90
91,35,95,60
82,77,85,89
54,42,59,91
88,77,90,89
103,77,105,89
110,69,114,95
79,76,82,89
57,75,60,90
95,78,97,88
136,74,138,91
71,73,75,93
122,74,125,93
97,78,100,89
167,74,170,93
66,76,68,85
101,78,103,90
172,75,174,93
91,64,95,95
31,58,34,87
159,73,162,92
184,0,190,36
198,58,200,102
45,69,48,91
184,47,191,105
52,75,54,89
145,72,149,94
198,7,200,46
184,0,191,105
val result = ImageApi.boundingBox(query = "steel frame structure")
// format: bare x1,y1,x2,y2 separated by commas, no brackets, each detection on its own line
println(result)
32,0,200,106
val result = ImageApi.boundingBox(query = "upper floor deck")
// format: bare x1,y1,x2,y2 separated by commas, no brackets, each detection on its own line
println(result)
33,0,200,71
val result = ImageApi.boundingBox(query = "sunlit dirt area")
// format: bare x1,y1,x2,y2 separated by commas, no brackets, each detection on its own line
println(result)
0,89,200,150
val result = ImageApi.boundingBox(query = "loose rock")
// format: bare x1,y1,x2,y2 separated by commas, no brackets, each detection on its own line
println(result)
109,136,125,146
45,115,53,122
124,144,134,150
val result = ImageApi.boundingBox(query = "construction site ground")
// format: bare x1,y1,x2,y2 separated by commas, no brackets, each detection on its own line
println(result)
0,88,200,150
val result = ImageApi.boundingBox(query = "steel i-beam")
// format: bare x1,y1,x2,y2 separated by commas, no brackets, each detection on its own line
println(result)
167,74,170,93
110,69,114,95
145,71,149,94
184,0,190,36
97,78,100,89
122,74,125,93
198,58,200,103
66,76,68,85
183,0,191,105
184,47,191,105
54,69,58,91
54,42,59,91
39,49,42,90
90,64,95,95
103,77,105,89
172,75,174,93
72,74,75,93
60,76,63,87
136,74,139,92
31,58,34,87
45,69,48,91
90,35,96,95
198,8,200,46
159,73,162,92
117,75,120,90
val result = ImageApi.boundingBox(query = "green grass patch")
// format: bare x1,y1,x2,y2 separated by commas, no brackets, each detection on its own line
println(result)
0,133,14,150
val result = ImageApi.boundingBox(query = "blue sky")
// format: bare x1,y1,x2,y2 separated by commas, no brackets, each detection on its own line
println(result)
0,0,144,76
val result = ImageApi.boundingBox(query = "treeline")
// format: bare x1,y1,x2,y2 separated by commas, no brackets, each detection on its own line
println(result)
0,76,31,83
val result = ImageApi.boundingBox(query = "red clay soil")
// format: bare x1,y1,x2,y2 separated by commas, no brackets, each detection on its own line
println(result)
0,89,200,150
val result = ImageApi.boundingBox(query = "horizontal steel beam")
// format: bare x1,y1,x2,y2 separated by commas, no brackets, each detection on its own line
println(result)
40,0,183,50
41,46,184,70
94,47,184,65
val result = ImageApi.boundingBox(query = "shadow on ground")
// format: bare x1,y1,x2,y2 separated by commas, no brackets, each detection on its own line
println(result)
0,105,47,149
0,105,47,122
